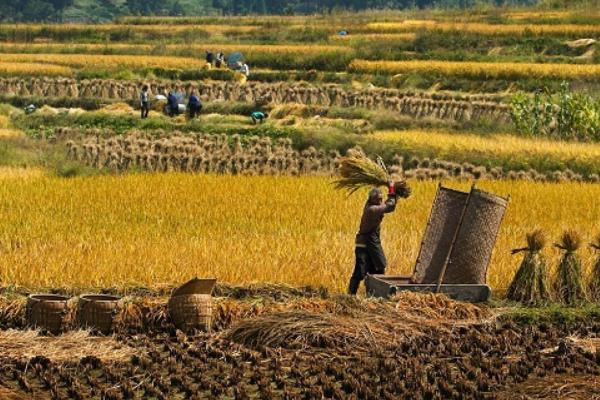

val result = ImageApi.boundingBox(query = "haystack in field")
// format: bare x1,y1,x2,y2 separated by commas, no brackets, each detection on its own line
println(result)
554,230,587,305
507,230,552,305
589,234,600,302
334,147,411,197
99,102,134,115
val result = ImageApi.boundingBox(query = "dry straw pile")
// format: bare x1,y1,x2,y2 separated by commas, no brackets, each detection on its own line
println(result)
223,292,489,353
0,330,137,362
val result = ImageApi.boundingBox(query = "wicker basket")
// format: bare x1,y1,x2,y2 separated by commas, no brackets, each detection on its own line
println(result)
26,294,70,334
168,294,212,332
77,294,121,334
413,187,469,284
172,278,217,297
445,188,508,284
413,185,508,285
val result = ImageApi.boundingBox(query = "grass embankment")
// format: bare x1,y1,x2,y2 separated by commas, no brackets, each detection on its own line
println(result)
0,176,599,292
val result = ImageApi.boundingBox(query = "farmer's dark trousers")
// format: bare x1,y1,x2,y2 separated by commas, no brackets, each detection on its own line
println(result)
189,105,201,119
141,102,149,119
348,245,387,295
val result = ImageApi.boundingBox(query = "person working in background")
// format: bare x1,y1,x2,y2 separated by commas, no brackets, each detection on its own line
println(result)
167,91,179,117
240,62,250,77
347,184,398,295
188,92,202,119
205,50,214,66
140,85,149,119
251,111,268,124
216,51,225,68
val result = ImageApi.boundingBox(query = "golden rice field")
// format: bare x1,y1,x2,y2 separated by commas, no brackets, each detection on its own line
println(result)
330,33,417,42
369,130,600,172
364,21,600,36
0,62,72,77
1,23,260,34
0,173,599,293
0,42,353,56
350,59,600,80
0,53,205,71
0,129,24,138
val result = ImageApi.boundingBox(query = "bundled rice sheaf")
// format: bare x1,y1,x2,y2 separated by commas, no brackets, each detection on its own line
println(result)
554,229,587,305
335,147,411,198
589,234,600,302
507,229,552,305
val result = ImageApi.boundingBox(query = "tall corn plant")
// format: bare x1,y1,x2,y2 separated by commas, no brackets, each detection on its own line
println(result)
510,82,600,142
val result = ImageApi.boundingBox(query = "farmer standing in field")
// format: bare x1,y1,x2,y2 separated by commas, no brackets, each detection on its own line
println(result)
348,183,397,295
188,91,202,119
140,85,149,119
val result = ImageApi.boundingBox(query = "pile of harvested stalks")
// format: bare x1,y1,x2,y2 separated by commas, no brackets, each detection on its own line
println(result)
392,291,490,320
335,147,411,198
0,296,25,329
223,311,391,352
554,229,587,305
0,330,137,362
507,230,552,305
223,293,490,353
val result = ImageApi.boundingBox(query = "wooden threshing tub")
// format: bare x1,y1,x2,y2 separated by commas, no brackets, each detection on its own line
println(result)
365,184,508,303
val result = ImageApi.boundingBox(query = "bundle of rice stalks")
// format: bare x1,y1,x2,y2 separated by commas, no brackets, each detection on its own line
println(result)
507,230,552,305
589,234,600,301
554,229,587,305
335,148,410,198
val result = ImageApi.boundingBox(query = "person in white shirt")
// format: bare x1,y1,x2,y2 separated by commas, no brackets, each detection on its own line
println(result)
240,63,250,77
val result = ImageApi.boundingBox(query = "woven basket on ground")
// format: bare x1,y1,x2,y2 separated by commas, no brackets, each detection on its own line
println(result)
26,294,70,334
168,278,216,332
168,294,212,332
77,294,121,334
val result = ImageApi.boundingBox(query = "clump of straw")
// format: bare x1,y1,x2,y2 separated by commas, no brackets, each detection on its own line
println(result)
554,229,587,305
589,233,600,301
506,230,552,305
335,147,410,197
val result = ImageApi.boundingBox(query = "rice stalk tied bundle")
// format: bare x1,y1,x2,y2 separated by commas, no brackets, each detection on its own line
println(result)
588,234,600,302
334,148,411,198
554,229,587,305
506,229,552,305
